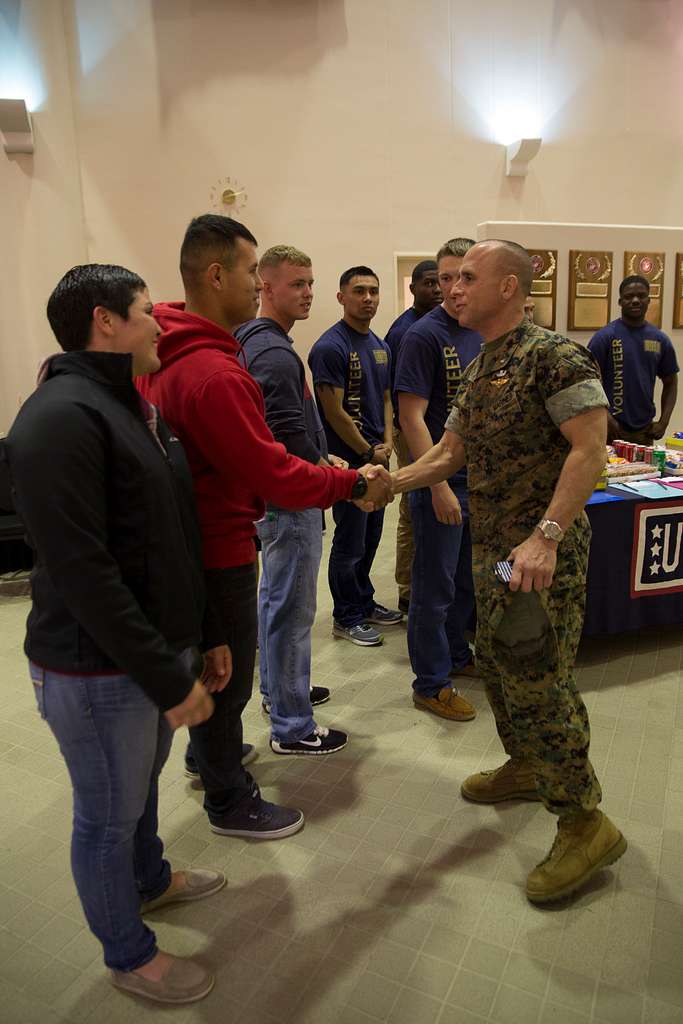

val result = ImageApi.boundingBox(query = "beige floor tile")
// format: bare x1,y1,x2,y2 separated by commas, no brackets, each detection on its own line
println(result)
388,986,444,1024
1,507,682,1023
490,983,543,1024
594,981,645,1024
347,970,401,1018
446,967,499,1016
538,1002,590,1024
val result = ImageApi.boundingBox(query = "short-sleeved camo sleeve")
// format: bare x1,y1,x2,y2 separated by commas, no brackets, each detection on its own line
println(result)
444,383,469,438
536,339,608,427
444,404,463,437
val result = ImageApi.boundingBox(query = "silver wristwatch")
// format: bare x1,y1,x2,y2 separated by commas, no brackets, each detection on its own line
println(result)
537,519,564,542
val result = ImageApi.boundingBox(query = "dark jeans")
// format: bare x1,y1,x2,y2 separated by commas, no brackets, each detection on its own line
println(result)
408,485,476,697
187,563,258,822
29,661,173,971
328,501,385,627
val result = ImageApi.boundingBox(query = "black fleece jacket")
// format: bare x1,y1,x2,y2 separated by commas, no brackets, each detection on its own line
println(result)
2,351,223,710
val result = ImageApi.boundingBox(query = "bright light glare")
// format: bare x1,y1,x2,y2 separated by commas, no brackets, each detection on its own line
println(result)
0,16,45,109
489,102,542,147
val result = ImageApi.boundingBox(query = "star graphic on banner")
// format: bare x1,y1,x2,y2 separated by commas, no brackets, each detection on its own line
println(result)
651,542,662,558
651,525,663,539
650,561,661,575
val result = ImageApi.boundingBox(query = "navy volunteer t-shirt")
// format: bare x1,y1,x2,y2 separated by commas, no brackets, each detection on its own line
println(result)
394,305,481,492
588,319,679,431
308,320,391,468
385,306,420,425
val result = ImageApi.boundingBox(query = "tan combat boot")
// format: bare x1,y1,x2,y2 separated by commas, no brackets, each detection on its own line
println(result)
461,758,540,803
526,810,627,904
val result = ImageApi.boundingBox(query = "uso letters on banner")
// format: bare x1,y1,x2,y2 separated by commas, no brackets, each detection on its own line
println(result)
631,501,683,597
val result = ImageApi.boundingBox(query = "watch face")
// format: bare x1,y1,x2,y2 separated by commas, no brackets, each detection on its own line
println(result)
541,520,563,541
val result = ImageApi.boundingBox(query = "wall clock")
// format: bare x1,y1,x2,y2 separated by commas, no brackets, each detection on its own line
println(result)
209,176,248,217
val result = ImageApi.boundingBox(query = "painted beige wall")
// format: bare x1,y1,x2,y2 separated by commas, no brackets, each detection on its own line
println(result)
0,0,86,432
2,0,683,431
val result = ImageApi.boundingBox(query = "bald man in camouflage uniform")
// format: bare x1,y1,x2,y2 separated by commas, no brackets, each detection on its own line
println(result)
391,240,626,904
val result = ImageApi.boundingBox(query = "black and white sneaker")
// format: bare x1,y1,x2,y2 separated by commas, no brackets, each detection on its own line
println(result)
262,685,331,716
310,685,331,707
210,784,304,839
270,726,348,756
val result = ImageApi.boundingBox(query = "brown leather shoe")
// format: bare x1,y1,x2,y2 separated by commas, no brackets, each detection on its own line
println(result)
110,955,214,1004
526,810,627,904
461,758,540,803
450,659,479,679
141,869,226,914
413,685,476,721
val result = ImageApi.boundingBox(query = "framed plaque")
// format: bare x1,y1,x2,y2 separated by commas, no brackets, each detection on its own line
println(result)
527,249,557,330
624,251,665,327
568,250,613,331
674,254,683,330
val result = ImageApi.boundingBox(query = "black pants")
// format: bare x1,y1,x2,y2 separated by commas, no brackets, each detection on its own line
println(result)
188,563,258,822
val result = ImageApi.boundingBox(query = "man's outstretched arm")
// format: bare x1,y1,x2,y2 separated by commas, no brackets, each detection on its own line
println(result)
392,428,465,494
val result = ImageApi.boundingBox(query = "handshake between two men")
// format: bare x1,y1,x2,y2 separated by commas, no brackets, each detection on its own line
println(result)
353,462,396,512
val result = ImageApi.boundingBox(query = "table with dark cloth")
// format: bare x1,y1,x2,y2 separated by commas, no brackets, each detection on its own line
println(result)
584,487,683,636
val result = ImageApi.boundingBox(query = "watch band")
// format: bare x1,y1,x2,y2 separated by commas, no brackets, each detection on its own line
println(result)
351,473,368,500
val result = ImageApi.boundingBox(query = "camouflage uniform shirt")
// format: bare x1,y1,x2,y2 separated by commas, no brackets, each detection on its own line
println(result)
445,320,608,581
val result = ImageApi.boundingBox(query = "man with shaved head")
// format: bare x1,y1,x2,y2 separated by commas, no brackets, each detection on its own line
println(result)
389,239,626,904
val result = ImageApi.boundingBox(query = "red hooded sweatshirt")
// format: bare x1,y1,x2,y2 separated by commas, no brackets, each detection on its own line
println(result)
138,303,358,568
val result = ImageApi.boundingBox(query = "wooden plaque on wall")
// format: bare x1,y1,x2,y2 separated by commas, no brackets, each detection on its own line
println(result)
624,251,665,327
674,254,683,330
527,249,557,330
568,250,613,331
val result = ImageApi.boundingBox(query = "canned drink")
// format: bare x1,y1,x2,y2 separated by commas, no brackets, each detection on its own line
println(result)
644,447,653,464
626,443,636,462
653,448,667,472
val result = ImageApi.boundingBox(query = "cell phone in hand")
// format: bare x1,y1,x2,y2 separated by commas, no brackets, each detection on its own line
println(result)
494,560,513,583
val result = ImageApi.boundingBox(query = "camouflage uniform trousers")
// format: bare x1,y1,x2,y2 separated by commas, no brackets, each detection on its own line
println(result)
473,553,602,817
393,427,414,603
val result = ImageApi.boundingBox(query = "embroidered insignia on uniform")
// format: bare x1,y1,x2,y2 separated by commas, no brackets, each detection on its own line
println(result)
491,369,509,387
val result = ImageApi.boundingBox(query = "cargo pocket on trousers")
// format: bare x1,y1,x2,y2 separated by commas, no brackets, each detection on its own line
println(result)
490,588,560,679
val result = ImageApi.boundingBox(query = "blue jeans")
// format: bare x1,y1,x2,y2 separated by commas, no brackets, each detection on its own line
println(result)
408,485,476,697
256,509,322,743
29,662,174,971
328,501,385,627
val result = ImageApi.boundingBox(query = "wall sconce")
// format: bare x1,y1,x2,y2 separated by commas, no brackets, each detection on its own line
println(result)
505,137,541,177
0,98,34,154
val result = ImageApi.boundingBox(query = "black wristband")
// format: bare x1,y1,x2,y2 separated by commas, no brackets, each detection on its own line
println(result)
362,444,375,464
351,473,368,500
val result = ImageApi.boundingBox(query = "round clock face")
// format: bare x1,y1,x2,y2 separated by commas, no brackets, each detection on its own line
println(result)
209,176,247,217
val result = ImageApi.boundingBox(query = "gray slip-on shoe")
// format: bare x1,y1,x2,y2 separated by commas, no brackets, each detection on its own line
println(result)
110,955,214,1004
141,869,226,914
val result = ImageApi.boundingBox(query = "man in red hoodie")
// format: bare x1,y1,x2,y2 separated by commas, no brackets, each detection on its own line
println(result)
140,214,390,839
